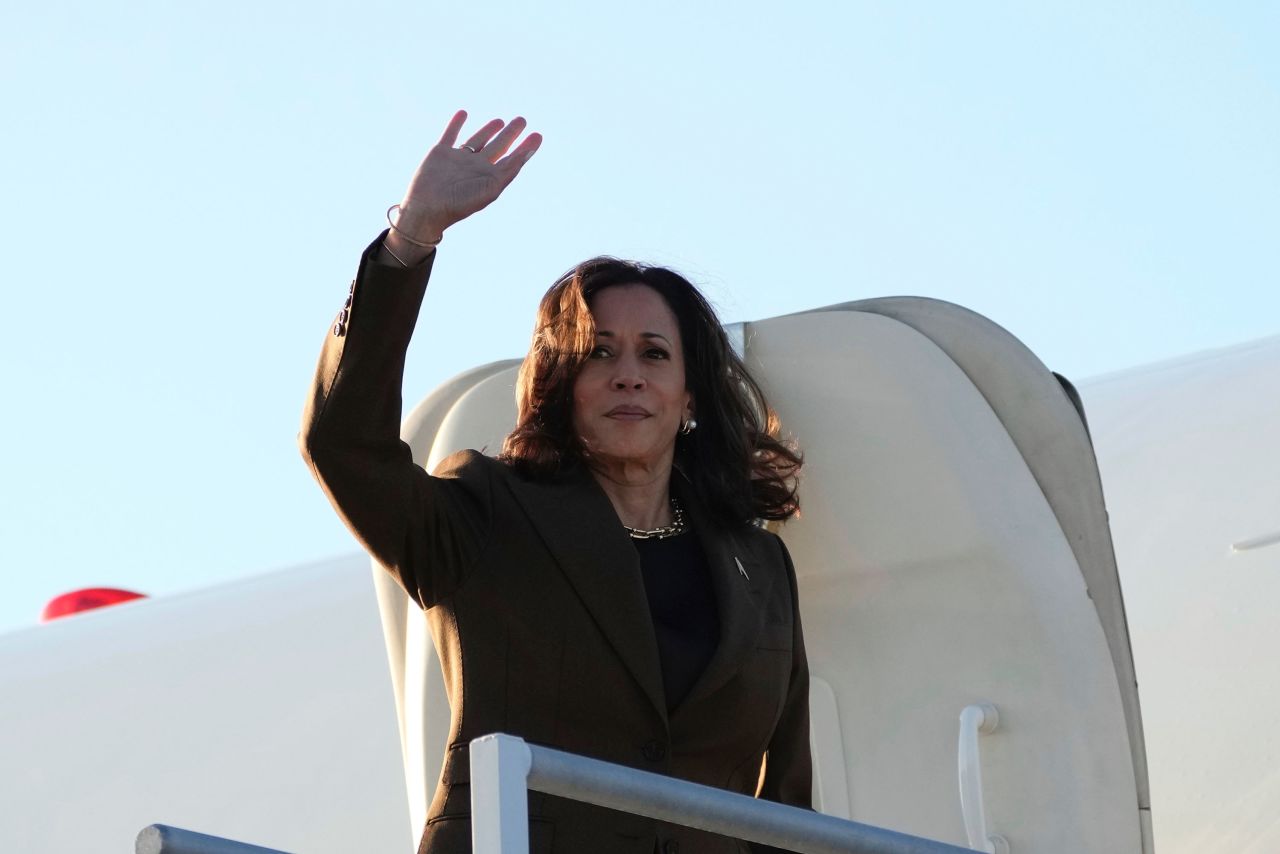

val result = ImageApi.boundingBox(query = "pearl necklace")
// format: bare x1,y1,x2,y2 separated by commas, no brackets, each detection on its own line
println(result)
623,498,688,540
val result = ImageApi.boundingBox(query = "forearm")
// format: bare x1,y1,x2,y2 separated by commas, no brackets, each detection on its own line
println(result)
299,233,438,574
301,231,434,450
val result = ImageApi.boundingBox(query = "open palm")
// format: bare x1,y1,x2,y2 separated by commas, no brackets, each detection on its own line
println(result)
396,111,542,242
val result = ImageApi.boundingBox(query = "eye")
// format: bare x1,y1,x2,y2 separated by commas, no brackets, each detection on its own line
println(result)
589,345,612,359
645,347,670,360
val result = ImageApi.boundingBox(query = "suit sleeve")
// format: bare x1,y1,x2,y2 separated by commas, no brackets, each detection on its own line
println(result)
299,231,492,610
752,534,813,853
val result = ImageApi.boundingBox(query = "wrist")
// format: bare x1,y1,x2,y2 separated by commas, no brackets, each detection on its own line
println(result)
382,230,436,267
390,202,446,246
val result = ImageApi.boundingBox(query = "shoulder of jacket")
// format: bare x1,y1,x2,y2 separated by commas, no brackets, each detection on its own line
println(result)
743,524,799,576
430,448,513,481
738,521,783,550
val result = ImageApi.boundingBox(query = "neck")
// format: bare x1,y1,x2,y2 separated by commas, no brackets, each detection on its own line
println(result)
587,457,675,530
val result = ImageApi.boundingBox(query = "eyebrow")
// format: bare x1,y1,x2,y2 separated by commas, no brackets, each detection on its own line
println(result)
595,331,674,346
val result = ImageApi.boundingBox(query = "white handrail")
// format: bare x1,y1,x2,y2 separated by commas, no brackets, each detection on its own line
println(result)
470,732,978,854
135,824,292,854
957,703,1009,854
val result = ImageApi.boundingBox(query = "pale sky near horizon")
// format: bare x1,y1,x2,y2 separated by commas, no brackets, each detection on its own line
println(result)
1,2,1277,634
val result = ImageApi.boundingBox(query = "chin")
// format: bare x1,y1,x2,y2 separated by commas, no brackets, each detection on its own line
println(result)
582,437,674,470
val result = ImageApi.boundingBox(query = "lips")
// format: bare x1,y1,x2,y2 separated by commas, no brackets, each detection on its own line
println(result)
605,405,651,419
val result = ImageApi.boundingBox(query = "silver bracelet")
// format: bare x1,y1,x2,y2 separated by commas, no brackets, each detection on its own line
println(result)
386,204,442,248
381,238,411,268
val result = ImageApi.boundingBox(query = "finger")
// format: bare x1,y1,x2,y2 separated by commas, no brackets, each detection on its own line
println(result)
462,118,505,152
509,131,542,162
438,110,468,147
496,132,543,181
481,116,528,162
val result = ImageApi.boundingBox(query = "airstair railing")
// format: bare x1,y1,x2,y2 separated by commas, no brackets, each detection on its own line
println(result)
136,734,981,854
471,733,978,854
135,824,290,854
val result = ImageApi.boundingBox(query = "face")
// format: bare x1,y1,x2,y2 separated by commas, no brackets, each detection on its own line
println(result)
571,284,693,472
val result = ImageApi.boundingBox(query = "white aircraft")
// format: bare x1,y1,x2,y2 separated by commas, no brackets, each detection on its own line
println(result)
1,299,1275,854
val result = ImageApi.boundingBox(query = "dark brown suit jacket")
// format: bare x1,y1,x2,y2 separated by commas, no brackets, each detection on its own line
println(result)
300,235,812,853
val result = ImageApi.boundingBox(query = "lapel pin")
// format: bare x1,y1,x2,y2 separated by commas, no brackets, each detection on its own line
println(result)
734,556,750,581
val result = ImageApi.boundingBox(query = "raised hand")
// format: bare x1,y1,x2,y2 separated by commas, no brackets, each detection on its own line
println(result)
388,111,542,257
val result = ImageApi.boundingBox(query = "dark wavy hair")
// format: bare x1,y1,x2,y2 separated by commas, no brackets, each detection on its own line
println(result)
499,257,801,527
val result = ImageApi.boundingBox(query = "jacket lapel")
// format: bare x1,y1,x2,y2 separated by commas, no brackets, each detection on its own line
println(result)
670,478,774,717
504,467,667,720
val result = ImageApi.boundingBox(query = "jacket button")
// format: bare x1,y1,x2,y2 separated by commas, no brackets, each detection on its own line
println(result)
663,841,679,854
338,309,349,324
642,740,666,762
332,321,346,337
344,294,352,309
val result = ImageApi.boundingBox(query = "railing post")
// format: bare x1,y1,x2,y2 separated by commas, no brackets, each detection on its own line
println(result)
958,704,1009,854
470,733,534,854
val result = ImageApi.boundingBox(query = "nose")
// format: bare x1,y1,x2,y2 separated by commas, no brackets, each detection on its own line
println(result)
612,353,646,390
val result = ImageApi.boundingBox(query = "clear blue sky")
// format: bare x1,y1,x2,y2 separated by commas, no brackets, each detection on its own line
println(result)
1,1,1276,633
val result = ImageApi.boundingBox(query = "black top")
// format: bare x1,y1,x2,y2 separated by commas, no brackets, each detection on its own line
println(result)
633,530,720,712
